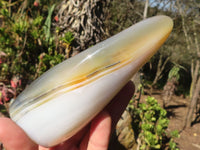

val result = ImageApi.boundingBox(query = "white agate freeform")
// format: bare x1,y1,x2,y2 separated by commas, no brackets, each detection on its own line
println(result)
9,15,173,147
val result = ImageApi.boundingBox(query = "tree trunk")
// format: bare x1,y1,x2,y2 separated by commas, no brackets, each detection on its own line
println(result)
54,0,109,55
190,60,200,97
143,0,149,19
184,76,200,128
190,22,200,98
150,54,169,95
176,0,200,128
162,77,178,108
152,55,169,87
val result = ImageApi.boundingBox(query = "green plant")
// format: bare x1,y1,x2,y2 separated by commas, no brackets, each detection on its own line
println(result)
169,130,180,150
59,31,74,58
130,96,179,150
60,32,74,45
36,31,75,76
168,66,180,81
43,4,56,42
37,51,65,76
0,1,66,81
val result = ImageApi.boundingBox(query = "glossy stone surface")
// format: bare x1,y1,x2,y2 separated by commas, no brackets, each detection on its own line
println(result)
9,15,173,147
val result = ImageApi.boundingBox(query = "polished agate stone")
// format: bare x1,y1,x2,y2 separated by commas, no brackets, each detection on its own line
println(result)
9,15,173,147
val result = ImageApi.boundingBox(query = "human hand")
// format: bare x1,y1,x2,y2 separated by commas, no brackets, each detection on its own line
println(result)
0,81,134,150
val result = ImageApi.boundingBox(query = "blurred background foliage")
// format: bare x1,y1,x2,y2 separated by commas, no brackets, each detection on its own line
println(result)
0,0,65,83
0,0,198,94
0,0,200,149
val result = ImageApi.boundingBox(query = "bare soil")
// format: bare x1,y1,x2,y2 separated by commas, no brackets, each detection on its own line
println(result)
140,89,200,150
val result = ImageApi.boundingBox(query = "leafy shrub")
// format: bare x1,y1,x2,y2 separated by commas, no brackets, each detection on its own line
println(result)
0,76,21,116
0,1,74,114
129,96,179,150
0,5,41,79
0,1,73,82
168,66,181,82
